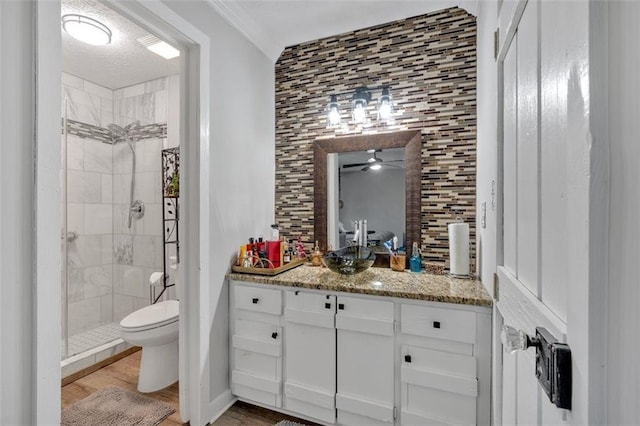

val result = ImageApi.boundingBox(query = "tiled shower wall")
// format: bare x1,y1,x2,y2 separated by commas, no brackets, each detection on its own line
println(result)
62,73,177,336
275,8,477,268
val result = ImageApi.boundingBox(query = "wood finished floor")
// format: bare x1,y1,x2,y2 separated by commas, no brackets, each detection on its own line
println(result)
61,350,316,425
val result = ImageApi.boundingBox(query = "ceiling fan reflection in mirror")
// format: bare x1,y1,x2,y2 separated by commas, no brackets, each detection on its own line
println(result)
342,149,404,172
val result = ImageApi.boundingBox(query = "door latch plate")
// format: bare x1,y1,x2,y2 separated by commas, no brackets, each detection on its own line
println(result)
535,327,572,410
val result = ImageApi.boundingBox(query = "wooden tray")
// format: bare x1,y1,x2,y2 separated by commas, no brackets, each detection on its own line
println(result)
231,258,306,276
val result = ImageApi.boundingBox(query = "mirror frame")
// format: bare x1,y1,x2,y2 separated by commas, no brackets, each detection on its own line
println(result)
314,129,422,251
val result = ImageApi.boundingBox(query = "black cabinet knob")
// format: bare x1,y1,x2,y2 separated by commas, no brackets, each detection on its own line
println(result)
271,332,278,339
433,321,441,329
405,355,412,363
338,303,345,310
325,302,331,309
252,298,259,304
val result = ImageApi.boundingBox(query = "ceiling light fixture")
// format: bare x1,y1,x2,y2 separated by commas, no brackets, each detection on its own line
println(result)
62,14,112,46
326,86,397,128
137,34,180,60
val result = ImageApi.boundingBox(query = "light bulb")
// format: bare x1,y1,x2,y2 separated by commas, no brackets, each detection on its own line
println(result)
352,102,367,123
378,99,392,120
327,95,341,127
370,164,382,170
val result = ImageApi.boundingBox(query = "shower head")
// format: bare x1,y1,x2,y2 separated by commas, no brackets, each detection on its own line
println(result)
107,123,126,137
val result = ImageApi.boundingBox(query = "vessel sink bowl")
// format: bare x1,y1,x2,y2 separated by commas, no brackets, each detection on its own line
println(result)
322,246,376,275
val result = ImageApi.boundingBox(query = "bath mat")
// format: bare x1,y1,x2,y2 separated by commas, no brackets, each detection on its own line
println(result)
61,385,175,426
274,420,309,426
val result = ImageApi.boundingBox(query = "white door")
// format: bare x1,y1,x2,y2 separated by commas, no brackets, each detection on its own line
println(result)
495,0,594,424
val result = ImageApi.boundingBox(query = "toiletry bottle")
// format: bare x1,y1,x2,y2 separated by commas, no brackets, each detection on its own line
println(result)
271,224,279,241
311,241,323,266
410,242,422,273
283,239,291,264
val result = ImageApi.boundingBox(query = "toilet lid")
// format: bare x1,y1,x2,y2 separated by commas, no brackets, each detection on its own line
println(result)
120,300,179,331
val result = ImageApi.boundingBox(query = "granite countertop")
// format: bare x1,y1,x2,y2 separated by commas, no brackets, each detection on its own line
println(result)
226,264,492,307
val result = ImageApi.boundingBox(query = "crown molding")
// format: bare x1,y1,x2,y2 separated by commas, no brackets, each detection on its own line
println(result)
204,0,283,63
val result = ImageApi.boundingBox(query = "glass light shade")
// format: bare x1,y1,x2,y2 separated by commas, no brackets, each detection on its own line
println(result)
352,101,367,123
327,95,341,127
62,14,112,46
377,88,393,121
369,164,382,170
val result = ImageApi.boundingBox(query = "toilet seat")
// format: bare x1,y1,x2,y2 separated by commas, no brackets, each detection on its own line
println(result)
120,300,179,332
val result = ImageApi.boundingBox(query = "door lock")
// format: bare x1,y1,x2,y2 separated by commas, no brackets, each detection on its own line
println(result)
501,325,572,410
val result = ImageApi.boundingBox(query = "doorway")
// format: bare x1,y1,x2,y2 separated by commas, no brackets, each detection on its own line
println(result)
36,0,208,423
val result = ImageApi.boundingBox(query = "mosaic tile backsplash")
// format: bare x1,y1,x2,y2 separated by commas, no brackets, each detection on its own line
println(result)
275,7,477,269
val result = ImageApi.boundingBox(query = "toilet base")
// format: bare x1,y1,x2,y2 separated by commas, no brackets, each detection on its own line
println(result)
137,339,178,392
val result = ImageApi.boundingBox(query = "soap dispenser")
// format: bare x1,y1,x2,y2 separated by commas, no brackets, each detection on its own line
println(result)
409,242,422,273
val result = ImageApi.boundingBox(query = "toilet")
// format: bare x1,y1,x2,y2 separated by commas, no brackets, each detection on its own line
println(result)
120,299,179,392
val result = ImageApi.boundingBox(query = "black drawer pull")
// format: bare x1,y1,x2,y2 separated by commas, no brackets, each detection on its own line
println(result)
405,355,412,363
271,332,278,339
252,298,259,304
295,291,300,295
433,321,441,329
338,303,345,310
325,302,332,309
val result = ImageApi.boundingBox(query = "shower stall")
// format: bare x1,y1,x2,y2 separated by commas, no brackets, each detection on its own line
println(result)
60,74,174,371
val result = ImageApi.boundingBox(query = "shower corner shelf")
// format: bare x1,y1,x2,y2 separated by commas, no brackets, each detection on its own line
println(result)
155,147,180,304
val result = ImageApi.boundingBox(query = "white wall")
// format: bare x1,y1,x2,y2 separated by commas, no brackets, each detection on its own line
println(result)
475,0,499,294
0,2,36,423
606,2,640,423
161,1,275,423
1,0,62,423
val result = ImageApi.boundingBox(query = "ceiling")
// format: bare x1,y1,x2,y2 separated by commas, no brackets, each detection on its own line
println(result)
208,0,478,61
62,0,180,90
61,0,477,89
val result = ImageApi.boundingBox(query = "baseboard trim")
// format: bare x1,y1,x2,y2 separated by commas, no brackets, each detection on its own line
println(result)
61,346,141,386
207,389,236,424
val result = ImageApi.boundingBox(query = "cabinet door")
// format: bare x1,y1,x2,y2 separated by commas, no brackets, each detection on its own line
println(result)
231,318,283,407
400,344,477,426
284,291,337,424
336,296,395,426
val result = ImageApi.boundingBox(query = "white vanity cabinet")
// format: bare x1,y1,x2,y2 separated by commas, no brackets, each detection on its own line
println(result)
398,303,491,426
284,291,337,423
230,284,284,407
335,296,395,426
229,280,491,426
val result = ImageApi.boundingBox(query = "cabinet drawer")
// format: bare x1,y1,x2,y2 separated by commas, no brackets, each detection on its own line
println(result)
336,295,394,321
234,284,282,315
401,304,476,344
286,290,336,312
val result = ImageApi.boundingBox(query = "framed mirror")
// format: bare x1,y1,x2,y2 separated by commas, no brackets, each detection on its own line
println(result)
314,129,422,255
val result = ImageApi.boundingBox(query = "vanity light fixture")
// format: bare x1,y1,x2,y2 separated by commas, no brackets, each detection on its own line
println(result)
62,14,112,46
327,95,342,127
377,87,394,121
352,88,372,124
326,86,396,128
